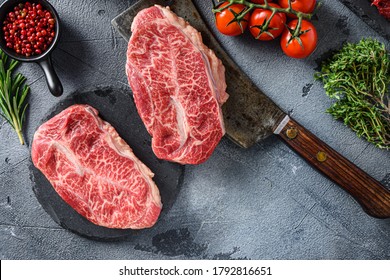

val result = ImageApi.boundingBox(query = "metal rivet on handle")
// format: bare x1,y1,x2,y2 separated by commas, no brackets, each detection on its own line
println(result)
317,151,327,162
286,127,298,139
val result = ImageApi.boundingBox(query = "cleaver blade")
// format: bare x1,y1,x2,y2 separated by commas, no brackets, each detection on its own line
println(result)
112,0,390,218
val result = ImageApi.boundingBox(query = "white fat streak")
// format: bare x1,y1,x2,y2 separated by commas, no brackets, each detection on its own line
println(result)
170,96,189,148
53,141,84,176
156,5,226,134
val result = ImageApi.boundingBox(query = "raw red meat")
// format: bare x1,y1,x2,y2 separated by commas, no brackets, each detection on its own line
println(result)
31,104,162,229
126,5,229,165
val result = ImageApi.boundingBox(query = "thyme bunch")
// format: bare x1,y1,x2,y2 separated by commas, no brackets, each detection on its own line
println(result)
315,38,390,150
0,49,29,145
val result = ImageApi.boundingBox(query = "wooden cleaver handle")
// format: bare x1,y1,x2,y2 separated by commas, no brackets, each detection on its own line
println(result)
277,117,390,219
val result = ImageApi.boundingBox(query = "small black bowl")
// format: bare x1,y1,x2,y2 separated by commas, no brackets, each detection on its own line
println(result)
0,0,63,96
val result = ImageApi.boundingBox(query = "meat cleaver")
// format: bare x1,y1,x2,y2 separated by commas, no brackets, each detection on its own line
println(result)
112,0,390,218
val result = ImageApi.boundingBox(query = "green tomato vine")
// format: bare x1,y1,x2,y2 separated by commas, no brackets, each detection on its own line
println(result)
212,0,318,44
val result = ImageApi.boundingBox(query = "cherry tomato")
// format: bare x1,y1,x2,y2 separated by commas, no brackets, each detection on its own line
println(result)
280,19,317,59
249,3,286,41
278,0,316,17
215,2,250,36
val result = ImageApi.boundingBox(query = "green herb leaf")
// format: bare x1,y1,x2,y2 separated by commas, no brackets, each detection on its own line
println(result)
315,38,390,150
0,49,30,145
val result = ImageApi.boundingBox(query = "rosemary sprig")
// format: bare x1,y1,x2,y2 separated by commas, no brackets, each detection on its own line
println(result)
0,49,29,145
315,38,390,150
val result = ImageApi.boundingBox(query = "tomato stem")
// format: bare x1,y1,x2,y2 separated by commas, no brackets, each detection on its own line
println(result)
288,0,293,10
213,0,317,46
266,9,277,29
213,0,315,20
294,16,303,37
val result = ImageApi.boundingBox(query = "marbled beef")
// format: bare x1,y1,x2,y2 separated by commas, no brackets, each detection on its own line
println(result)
31,104,161,229
126,5,228,164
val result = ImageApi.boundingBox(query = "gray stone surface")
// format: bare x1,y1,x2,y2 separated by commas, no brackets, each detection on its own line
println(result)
0,0,389,259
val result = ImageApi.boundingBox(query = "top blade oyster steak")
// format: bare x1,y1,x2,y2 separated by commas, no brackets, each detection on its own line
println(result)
31,104,162,229
126,5,229,165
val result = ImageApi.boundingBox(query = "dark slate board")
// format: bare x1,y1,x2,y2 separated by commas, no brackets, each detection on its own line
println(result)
29,86,184,240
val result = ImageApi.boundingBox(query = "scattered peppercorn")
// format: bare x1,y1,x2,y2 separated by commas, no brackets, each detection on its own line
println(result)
2,2,56,57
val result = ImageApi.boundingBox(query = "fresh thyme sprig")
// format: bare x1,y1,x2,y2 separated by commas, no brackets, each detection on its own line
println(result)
315,38,390,150
0,49,29,145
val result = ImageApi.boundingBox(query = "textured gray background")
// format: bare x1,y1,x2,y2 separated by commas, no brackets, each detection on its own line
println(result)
0,0,389,259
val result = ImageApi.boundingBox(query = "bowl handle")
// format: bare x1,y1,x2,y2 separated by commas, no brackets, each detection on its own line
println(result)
38,55,63,97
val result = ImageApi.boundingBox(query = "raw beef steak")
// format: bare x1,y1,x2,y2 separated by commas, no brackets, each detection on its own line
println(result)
31,104,162,229
126,5,229,164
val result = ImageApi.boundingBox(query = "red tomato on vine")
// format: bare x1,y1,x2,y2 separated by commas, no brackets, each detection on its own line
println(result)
249,3,286,41
215,2,250,36
280,19,317,58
